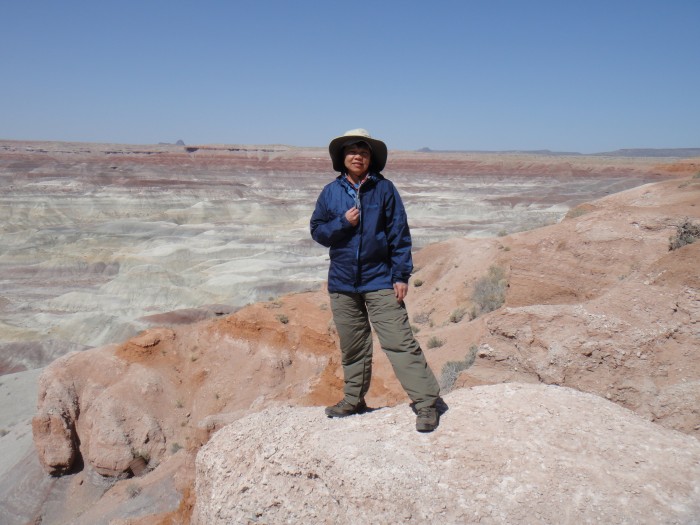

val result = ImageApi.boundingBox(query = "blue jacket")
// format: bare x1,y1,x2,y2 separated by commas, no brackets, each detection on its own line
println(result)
310,172,413,293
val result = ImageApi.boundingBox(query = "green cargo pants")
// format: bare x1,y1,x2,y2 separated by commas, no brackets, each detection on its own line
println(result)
329,289,440,410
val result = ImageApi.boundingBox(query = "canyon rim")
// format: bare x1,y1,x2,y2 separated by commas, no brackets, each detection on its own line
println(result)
1,141,699,523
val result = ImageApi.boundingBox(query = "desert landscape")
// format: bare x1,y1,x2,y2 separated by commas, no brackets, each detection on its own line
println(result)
0,140,677,371
0,141,699,523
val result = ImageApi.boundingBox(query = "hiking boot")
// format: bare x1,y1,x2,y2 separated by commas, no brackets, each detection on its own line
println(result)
325,398,367,418
416,406,439,432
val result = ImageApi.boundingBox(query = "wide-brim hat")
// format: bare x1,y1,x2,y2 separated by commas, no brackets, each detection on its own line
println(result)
328,128,388,173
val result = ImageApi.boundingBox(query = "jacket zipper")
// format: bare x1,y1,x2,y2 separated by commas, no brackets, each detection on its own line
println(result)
355,187,363,291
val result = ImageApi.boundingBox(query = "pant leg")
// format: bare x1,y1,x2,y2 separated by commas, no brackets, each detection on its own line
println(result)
365,289,440,410
329,292,373,404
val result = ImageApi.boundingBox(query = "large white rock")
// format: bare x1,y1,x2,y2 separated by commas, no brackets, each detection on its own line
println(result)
193,383,700,524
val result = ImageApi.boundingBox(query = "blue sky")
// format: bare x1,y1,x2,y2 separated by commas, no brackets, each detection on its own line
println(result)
1,1,698,152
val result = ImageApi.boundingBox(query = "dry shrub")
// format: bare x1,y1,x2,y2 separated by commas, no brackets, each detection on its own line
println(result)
413,311,432,325
427,336,444,349
439,345,478,392
449,307,468,324
669,219,700,251
471,265,507,318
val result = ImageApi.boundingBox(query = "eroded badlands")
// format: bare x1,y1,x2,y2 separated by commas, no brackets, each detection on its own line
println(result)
0,140,677,371
1,141,698,524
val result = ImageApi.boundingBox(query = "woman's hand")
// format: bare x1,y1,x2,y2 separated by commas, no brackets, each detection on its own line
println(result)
393,282,408,303
345,207,360,226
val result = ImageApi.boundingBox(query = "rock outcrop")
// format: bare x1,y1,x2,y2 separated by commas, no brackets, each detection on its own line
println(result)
405,177,700,438
19,163,700,523
31,297,339,478
193,384,700,524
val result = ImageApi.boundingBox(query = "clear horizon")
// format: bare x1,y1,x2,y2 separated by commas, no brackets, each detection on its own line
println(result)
2,137,699,156
1,1,698,153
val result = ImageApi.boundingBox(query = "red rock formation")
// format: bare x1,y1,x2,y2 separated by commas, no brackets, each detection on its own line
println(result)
409,176,700,438
31,292,342,478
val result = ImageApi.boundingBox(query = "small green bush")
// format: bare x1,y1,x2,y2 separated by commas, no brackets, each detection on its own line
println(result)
565,207,589,219
413,279,424,287
669,219,700,250
265,299,283,309
471,265,507,318
449,307,468,324
276,314,289,324
439,345,478,392
413,311,431,324
427,336,444,349
566,202,601,220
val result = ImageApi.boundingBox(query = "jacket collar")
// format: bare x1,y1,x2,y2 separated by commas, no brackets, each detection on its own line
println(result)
337,171,381,189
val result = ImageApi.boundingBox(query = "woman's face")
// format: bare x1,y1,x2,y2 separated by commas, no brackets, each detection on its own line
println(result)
343,144,371,179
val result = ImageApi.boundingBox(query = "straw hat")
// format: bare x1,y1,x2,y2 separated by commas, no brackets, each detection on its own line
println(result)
328,128,388,173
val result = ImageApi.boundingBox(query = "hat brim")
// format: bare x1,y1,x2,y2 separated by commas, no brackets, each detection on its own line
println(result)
329,135,388,173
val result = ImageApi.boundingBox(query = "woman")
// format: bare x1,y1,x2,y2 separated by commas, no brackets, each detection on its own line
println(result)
310,128,441,432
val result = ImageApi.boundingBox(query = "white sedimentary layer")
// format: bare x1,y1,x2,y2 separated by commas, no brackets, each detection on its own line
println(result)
0,148,660,366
